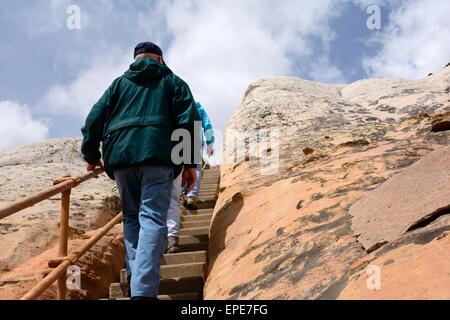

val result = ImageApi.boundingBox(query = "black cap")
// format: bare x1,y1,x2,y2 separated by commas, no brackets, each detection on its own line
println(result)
134,42,163,58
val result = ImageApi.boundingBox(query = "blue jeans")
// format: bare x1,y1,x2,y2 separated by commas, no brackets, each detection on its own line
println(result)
185,164,202,197
114,165,173,298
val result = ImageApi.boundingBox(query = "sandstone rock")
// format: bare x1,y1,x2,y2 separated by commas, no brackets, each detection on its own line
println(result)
0,224,124,300
205,67,449,299
0,138,121,294
337,216,450,300
349,145,450,252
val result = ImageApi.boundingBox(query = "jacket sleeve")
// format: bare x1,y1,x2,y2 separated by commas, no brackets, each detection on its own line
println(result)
80,82,115,164
197,103,215,146
170,75,202,167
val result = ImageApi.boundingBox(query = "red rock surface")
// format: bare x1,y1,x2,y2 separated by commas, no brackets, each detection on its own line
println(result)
339,217,450,300
0,224,124,300
350,146,450,252
204,67,450,299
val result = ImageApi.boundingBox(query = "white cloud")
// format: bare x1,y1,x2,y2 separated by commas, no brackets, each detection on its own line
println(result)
363,0,450,79
160,0,342,132
308,56,346,83
37,0,344,164
41,53,130,119
154,0,344,163
0,101,49,152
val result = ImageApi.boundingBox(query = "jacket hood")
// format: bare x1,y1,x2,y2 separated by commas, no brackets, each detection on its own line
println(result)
123,58,171,83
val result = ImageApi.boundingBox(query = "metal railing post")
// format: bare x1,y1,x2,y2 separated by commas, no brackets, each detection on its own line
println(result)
57,188,71,300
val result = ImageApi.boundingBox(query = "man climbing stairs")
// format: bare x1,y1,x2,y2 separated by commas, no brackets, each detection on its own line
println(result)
108,167,220,300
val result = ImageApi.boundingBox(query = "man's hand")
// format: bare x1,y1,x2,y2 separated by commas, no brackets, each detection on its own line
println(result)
182,167,196,192
86,160,104,172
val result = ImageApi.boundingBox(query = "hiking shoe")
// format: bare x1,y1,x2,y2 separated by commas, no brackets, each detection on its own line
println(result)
166,236,180,253
186,196,199,210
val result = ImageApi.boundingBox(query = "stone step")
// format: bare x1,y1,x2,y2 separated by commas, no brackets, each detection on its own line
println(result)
159,292,202,300
180,226,209,236
161,262,206,279
191,200,216,210
180,213,212,222
203,176,219,180
179,234,209,251
159,276,204,295
181,220,211,229
182,208,213,215
198,192,219,198
198,182,219,187
161,251,207,265
199,187,219,192
197,197,218,204
111,274,205,299
113,292,202,300
200,188,219,195
200,184,219,189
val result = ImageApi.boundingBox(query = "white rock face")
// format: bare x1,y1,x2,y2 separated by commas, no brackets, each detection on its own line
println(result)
0,138,119,272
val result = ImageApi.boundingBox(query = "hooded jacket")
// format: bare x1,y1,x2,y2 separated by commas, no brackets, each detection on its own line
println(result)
195,102,215,146
81,58,201,179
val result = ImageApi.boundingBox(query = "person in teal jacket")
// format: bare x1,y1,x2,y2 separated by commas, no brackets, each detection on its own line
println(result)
81,42,201,300
185,102,215,207
165,101,215,253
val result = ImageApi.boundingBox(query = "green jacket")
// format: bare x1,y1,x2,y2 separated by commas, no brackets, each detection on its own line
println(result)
81,58,201,179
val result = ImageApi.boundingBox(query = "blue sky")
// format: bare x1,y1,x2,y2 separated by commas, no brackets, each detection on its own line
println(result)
0,0,449,152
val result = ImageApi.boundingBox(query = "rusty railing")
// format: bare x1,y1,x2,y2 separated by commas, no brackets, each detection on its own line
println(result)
0,168,123,300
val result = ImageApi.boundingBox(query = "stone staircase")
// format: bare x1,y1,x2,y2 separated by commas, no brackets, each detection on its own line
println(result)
108,167,220,300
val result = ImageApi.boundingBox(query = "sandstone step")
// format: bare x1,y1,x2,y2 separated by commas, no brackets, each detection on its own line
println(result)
203,175,219,179
181,214,212,222
159,276,204,295
113,292,202,300
198,197,218,203
182,208,213,216
179,234,209,251
161,251,207,265
159,292,202,300
180,226,209,236
198,182,219,187
198,191,219,198
193,200,216,209
200,188,219,195
111,277,204,297
199,187,219,192
161,262,206,279
181,220,211,229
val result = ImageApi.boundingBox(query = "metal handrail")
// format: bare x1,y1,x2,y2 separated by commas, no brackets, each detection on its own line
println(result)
0,167,123,300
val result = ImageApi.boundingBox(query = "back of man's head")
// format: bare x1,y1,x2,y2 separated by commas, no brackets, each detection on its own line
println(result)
134,42,164,64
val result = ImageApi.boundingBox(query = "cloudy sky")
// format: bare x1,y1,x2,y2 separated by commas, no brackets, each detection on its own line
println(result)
0,0,449,153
